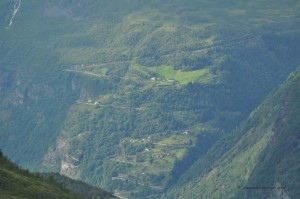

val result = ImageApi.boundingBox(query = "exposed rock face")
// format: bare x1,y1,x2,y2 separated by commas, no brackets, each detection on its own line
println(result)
6,89,24,106
270,183,290,199
61,160,80,179
43,133,86,180
269,99,288,146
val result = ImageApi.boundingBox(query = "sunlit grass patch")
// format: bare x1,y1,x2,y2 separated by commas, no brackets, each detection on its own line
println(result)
149,65,213,84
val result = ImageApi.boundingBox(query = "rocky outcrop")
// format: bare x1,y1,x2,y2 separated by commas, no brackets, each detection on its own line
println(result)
270,182,290,199
43,133,87,180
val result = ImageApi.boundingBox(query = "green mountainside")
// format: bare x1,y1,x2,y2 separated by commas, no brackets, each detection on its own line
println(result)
163,67,300,199
0,150,117,199
0,0,300,198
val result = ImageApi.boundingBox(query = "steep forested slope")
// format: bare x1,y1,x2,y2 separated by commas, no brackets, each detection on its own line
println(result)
0,0,300,198
0,150,117,199
163,67,300,199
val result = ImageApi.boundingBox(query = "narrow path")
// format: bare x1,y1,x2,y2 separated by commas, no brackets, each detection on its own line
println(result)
79,101,144,111
64,69,107,78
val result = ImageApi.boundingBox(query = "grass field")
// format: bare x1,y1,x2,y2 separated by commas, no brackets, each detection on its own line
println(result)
149,65,213,84
131,61,215,84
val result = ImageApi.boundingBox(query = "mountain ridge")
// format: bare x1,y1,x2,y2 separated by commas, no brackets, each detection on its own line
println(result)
163,67,300,198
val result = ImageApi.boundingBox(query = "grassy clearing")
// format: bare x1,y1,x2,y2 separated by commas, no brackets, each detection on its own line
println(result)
131,61,152,77
89,67,108,76
130,61,214,84
150,65,213,84
158,134,194,146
